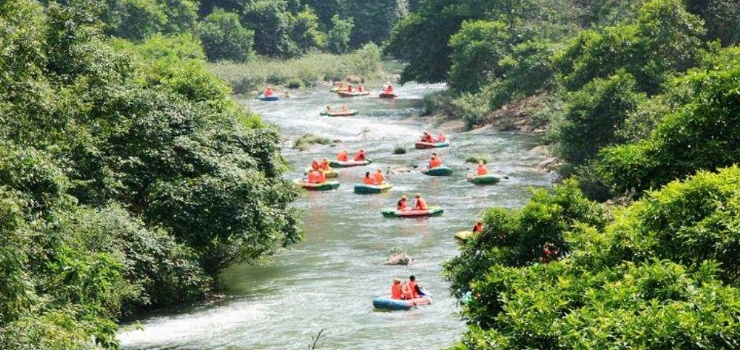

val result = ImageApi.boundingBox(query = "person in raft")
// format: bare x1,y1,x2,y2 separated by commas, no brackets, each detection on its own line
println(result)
362,171,376,185
337,150,349,161
397,195,408,211
311,159,321,171
263,86,274,97
383,83,394,94
436,132,447,142
320,158,332,171
475,160,489,175
353,149,367,161
390,278,403,299
316,169,327,184
428,154,442,169
306,169,320,183
420,131,434,143
472,221,484,234
326,105,334,113
373,168,387,184
414,193,428,210
407,275,426,298
357,84,364,92
346,84,353,92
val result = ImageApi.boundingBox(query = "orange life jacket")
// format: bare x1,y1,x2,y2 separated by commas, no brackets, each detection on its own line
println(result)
307,171,319,183
353,151,365,161
397,199,407,210
421,134,434,143
401,283,414,300
429,157,442,168
311,161,320,171
337,151,348,161
373,172,385,184
415,198,428,210
391,283,403,300
317,171,327,183
320,161,330,170
476,165,489,175
408,281,420,298
363,176,375,185
384,86,393,93
347,85,353,92
264,88,273,97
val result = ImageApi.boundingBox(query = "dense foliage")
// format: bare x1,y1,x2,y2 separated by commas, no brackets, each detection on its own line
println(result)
388,0,740,348
445,170,740,348
0,0,300,348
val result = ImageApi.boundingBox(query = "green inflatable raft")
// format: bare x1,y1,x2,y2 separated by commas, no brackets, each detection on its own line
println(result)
354,183,392,194
466,174,499,185
421,166,453,176
294,180,340,191
381,207,443,218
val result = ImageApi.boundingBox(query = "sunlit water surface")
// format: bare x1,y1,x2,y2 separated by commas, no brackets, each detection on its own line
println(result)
118,83,554,349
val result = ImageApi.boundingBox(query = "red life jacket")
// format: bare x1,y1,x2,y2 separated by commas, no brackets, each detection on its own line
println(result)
401,283,413,300
397,199,407,210
373,172,385,184
476,165,489,175
337,151,348,161
473,223,483,233
317,171,327,183
415,198,428,210
391,283,403,299
363,176,375,185
408,281,420,298
353,151,365,161
320,161,330,170
307,171,319,183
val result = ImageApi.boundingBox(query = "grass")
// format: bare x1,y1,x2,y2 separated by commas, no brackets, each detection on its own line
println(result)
393,145,406,154
465,154,490,164
207,44,384,95
293,133,332,151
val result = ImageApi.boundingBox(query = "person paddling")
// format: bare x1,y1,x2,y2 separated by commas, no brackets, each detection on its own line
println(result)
408,275,425,298
428,154,442,169
414,193,428,210
373,168,387,184
421,131,434,143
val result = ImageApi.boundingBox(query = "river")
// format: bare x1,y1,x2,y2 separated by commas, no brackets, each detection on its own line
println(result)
118,83,554,349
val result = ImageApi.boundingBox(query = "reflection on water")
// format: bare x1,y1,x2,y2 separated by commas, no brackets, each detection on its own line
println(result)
118,83,553,350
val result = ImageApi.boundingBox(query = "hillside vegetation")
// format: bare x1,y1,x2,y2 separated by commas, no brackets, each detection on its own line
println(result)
384,0,740,348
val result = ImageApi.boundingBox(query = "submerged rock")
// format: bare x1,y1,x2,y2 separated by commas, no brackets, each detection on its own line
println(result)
384,252,413,265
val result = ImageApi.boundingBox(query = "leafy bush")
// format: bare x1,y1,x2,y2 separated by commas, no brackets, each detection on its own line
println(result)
464,154,489,164
197,9,254,62
286,78,303,89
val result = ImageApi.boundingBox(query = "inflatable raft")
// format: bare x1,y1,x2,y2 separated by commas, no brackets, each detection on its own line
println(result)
467,174,500,185
294,180,340,191
303,168,338,178
381,206,443,218
421,166,453,176
257,94,279,101
379,92,397,99
329,159,372,168
415,141,449,149
373,295,432,310
354,183,392,194
454,230,475,241
329,86,348,93
320,110,358,117
338,90,371,97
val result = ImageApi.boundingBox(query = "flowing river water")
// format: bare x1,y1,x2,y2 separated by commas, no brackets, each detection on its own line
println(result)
118,83,554,349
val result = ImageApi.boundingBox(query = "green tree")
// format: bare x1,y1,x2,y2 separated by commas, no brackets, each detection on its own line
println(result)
686,0,740,46
197,8,255,62
448,20,509,92
554,72,646,166
345,0,407,47
325,14,353,54
243,0,297,57
290,6,325,53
